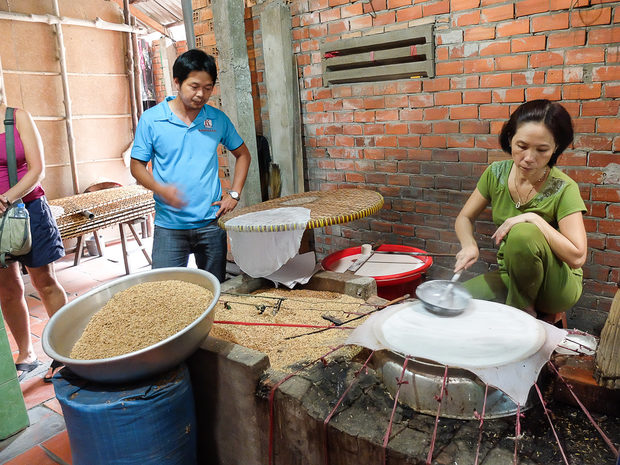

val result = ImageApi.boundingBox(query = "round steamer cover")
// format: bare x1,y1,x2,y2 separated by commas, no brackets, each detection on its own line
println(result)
376,299,546,369
332,253,427,277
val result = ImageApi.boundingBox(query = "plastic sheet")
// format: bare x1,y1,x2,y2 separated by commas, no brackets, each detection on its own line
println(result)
347,300,567,406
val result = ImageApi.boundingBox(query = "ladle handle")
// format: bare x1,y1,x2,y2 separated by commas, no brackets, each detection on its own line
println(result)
450,271,462,282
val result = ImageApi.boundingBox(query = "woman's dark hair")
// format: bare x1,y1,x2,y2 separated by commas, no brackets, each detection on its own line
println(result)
499,99,573,167
172,49,217,85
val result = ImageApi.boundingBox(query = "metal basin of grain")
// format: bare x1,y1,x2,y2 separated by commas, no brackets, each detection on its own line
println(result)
42,267,220,384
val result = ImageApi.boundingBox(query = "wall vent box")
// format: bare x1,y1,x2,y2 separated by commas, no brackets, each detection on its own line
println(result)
321,24,434,86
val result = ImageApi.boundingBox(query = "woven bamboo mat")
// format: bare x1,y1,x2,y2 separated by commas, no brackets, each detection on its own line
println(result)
219,188,384,232
49,185,155,240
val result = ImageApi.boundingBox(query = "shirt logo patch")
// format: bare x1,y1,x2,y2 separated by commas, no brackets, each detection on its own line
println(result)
204,119,213,128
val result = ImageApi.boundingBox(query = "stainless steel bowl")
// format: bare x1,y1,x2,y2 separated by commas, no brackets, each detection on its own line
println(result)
415,279,472,316
42,267,220,384
373,351,533,419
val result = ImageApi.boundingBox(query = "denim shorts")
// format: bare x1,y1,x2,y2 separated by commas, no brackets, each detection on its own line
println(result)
16,196,65,268
152,221,227,282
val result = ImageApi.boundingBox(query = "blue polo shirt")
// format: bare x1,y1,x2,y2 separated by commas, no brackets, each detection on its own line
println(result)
131,97,244,229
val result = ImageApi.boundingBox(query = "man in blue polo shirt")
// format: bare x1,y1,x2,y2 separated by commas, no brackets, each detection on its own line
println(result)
130,49,251,282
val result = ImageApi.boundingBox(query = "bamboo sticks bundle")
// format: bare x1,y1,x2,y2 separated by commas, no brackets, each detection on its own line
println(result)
594,287,620,389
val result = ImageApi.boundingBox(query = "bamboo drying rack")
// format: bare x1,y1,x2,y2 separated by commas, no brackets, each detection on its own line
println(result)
219,188,384,232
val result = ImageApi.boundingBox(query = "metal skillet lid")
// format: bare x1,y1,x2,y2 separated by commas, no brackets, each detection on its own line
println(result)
415,279,472,316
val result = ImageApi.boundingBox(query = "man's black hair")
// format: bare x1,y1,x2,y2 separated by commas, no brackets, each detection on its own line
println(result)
499,99,574,167
172,49,217,85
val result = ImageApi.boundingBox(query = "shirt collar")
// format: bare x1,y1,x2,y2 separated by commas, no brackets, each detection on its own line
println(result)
158,96,211,128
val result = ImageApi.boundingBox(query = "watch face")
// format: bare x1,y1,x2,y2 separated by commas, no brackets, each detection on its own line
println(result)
229,191,239,200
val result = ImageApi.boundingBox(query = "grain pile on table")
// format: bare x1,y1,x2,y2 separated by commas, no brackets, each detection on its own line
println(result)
70,280,214,360
210,288,372,371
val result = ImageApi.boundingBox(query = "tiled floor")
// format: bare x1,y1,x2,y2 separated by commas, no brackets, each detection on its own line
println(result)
0,237,155,465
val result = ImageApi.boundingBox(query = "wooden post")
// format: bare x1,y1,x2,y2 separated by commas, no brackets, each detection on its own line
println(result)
131,17,143,121
123,0,139,134
52,0,80,194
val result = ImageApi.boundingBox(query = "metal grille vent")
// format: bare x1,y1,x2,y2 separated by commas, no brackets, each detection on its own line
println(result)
321,24,434,86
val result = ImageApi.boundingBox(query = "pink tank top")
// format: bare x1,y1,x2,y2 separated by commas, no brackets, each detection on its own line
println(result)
0,111,45,203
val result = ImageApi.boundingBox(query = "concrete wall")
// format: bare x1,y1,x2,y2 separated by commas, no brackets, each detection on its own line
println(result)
235,0,619,334
0,0,137,199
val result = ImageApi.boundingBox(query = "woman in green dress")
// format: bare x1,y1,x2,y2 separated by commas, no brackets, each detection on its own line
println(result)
454,99,588,316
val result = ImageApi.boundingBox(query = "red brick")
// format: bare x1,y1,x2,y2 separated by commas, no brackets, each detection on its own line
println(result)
479,104,510,119
496,19,530,37
364,147,386,159
363,97,385,109
434,91,463,105
464,58,494,73
385,95,409,108
606,84,620,98
422,0,450,16
571,8,612,27
582,100,620,116
409,94,434,108
345,172,365,183
433,121,460,133
526,86,562,101
513,70,546,86
492,88,525,102
546,67,583,84
364,124,385,135
397,5,423,21
447,135,475,147
588,27,620,44
450,106,479,119
563,83,602,100
423,77,451,92
481,4,514,22
320,8,341,22
341,3,364,17
575,135,613,151
512,35,546,53
388,0,411,7
451,0,480,11
343,124,364,135
421,135,447,148
592,66,620,82
328,20,349,34
530,51,564,68
461,120,490,134
480,40,511,56
463,90,492,104
496,55,528,70
592,186,620,202
572,118,596,133
565,48,605,65
464,26,496,41
589,152,620,166
424,107,450,120
451,76,480,89
398,135,421,147
387,174,411,186
548,30,586,49
437,61,465,75
349,15,373,30
454,11,480,27
376,109,398,121
532,13,569,32
515,0,549,16
400,109,424,120
373,10,396,26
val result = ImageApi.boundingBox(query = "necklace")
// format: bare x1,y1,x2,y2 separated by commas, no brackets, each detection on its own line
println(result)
514,166,548,208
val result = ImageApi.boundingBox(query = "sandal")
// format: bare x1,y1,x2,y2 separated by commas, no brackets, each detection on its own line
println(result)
15,359,42,382
43,359,64,383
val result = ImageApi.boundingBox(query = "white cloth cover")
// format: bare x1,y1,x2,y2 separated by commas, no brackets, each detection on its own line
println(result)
225,207,311,278
265,252,321,289
346,299,567,406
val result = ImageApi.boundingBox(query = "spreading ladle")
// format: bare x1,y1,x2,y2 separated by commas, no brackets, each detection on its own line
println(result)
438,271,462,305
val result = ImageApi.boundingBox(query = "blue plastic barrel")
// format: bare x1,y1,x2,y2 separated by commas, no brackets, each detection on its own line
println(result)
53,364,196,465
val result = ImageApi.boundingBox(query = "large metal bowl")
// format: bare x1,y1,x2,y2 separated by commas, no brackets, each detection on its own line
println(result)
42,267,220,384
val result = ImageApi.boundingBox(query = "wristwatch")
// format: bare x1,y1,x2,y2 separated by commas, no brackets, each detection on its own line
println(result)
228,191,240,201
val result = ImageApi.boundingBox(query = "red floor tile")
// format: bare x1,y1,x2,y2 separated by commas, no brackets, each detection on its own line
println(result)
42,431,72,465
21,376,56,410
43,398,64,416
4,445,61,465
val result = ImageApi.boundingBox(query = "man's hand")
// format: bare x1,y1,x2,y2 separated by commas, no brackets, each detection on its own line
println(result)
157,184,186,209
212,193,238,217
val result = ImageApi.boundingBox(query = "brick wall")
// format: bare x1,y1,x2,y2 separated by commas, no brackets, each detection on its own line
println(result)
241,0,619,332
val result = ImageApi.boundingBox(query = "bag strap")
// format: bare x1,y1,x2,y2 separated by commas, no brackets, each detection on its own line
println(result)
4,107,18,188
